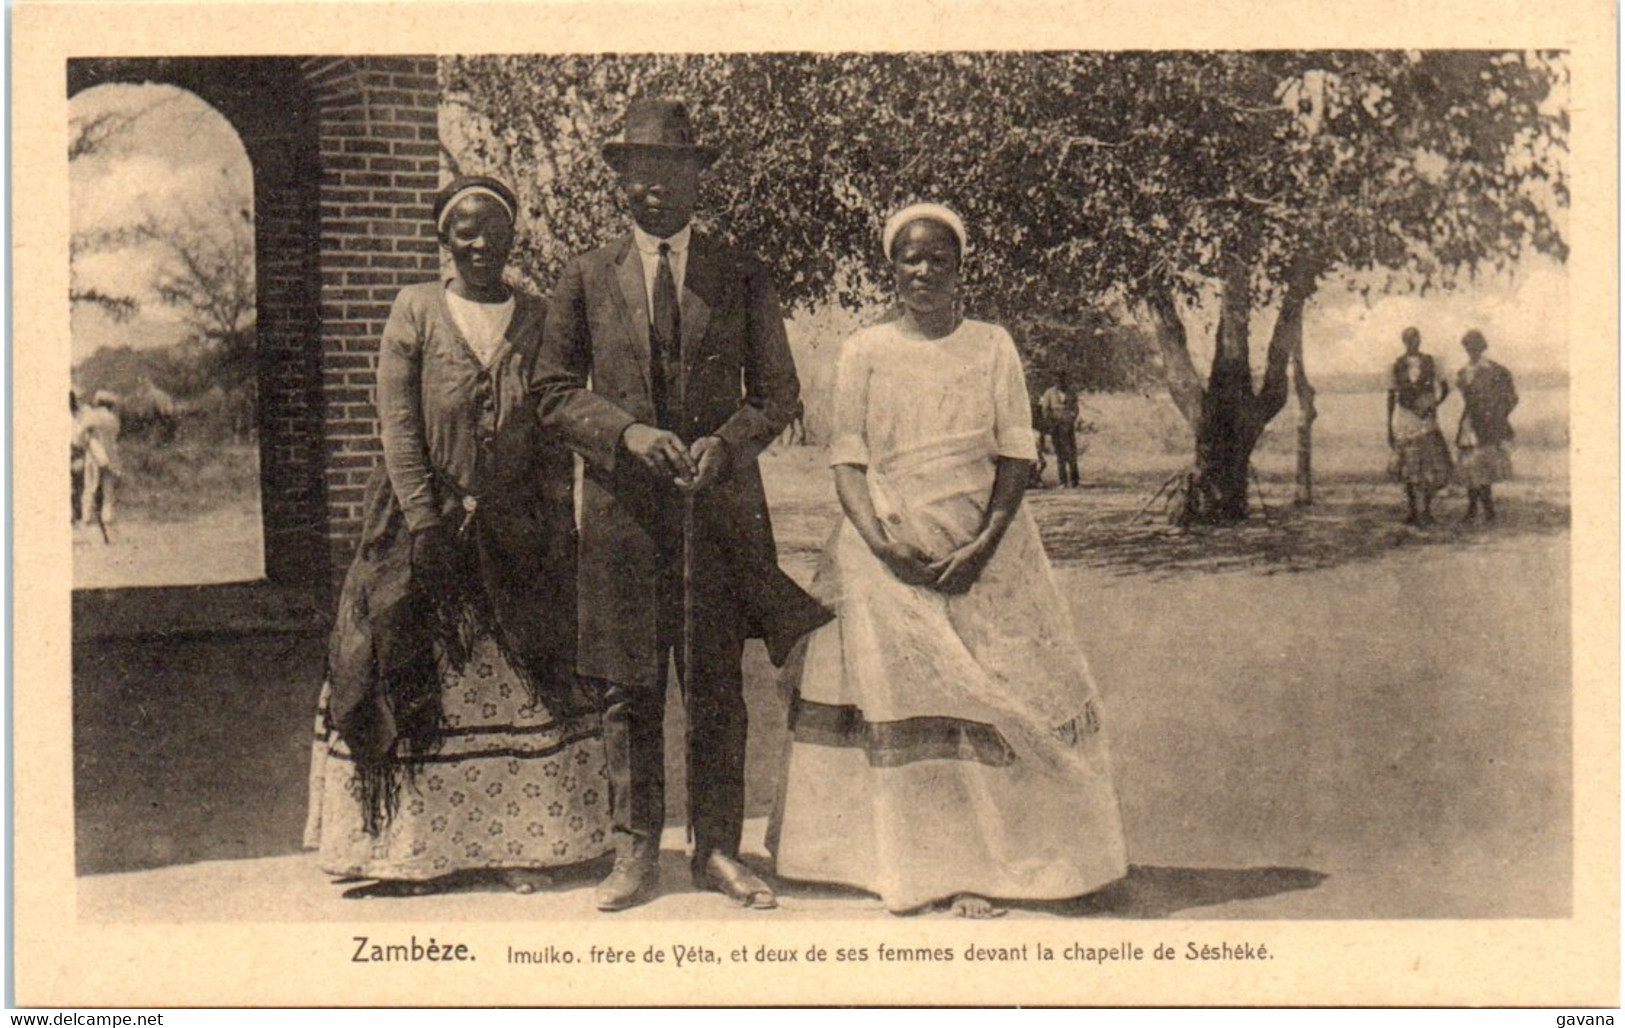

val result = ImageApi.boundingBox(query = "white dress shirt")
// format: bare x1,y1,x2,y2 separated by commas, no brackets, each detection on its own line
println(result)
631,222,691,324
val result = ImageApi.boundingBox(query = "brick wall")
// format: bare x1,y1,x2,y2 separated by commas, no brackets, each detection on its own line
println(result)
304,57,443,576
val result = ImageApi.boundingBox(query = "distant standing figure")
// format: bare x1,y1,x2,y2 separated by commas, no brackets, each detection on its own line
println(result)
1455,329,1518,523
70,392,85,523
1027,398,1049,488
1039,376,1081,487
74,391,122,527
1385,327,1453,525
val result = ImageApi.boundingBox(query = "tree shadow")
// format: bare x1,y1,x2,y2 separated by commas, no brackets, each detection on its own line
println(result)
1028,485,1570,579
1015,864,1329,919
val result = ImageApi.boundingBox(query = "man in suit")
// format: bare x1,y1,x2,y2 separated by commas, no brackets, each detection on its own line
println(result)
537,99,826,912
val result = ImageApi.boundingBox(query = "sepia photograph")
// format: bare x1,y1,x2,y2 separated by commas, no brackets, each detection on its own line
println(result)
14,0,1618,1010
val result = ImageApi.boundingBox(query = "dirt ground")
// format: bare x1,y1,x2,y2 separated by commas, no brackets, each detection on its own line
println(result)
75,429,1572,922
72,502,265,589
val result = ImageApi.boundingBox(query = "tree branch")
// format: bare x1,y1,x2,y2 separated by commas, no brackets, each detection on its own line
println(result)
1146,287,1205,425
1255,258,1321,422
70,288,140,321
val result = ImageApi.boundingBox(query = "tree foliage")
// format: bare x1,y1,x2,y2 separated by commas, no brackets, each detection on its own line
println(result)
444,49,1564,327
445,51,1565,514
68,94,182,319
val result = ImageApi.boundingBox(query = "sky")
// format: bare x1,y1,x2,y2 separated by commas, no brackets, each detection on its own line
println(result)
1183,256,1569,380
69,82,252,365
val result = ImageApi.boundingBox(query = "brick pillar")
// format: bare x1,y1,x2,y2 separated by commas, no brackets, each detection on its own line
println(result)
244,63,326,592
304,57,443,578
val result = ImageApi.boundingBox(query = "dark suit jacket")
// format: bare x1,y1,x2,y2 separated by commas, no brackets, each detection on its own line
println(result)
536,231,829,689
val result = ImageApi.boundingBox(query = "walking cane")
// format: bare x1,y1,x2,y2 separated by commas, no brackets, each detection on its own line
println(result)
677,339,696,709
682,492,695,698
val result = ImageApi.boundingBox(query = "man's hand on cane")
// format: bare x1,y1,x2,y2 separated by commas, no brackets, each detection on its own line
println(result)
676,436,730,493
623,423,699,484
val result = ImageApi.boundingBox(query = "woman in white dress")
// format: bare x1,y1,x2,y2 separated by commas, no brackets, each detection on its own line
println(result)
770,204,1128,917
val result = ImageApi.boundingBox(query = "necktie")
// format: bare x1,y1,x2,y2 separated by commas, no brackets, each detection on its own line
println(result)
651,243,680,425
653,242,680,371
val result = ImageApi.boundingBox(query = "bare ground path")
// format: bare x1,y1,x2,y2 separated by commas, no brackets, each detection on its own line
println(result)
72,502,264,590
77,448,1570,921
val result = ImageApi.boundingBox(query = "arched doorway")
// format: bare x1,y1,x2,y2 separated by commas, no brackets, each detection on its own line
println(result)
69,56,447,875
68,57,329,598
69,82,264,587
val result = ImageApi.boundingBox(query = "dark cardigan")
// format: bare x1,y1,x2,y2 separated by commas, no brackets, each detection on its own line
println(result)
325,282,587,831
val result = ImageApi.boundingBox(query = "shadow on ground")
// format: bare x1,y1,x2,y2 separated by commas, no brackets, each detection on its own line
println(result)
1027,485,1570,578
774,862,1329,919
319,846,1325,921
1028,864,1329,919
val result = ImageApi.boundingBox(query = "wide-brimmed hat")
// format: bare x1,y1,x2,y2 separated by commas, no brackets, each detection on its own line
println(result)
602,98,719,172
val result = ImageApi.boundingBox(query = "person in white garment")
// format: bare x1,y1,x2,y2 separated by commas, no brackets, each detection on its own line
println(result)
769,203,1128,918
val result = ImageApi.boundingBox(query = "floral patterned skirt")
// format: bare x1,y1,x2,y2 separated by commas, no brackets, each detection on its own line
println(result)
1392,430,1454,488
304,634,611,881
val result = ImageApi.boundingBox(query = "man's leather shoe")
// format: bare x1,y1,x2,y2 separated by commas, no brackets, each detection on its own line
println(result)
595,855,659,912
694,851,776,909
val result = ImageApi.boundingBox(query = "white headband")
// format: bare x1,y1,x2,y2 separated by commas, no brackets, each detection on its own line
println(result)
437,185,516,235
882,202,968,260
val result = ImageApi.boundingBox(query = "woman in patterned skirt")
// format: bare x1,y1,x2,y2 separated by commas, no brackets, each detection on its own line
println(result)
1454,329,1519,523
1385,327,1453,525
305,177,610,896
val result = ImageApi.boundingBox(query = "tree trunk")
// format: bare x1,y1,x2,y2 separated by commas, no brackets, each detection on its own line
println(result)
1181,237,1264,525
1185,357,1265,523
1291,328,1317,506
1146,253,1320,526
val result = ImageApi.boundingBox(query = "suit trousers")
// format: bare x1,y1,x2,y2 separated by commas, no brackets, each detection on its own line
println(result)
597,550,748,874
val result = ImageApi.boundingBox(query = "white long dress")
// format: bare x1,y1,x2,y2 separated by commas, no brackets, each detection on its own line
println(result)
769,319,1128,912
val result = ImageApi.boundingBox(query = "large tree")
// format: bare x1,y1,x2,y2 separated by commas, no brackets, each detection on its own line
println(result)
139,183,257,388
1074,52,1567,520
446,51,1567,520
